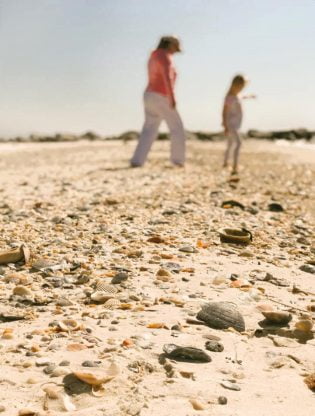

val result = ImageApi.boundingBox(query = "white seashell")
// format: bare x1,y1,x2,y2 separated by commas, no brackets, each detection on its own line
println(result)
58,319,80,332
61,394,76,411
91,291,115,303
103,298,120,310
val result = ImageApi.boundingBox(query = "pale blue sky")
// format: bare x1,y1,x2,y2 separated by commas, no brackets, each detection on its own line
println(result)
0,0,314,137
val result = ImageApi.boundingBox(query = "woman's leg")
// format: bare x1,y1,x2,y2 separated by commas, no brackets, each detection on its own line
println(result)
161,102,186,165
130,93,162,166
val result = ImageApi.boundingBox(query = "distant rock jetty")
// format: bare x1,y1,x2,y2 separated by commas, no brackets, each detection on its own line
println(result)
1,129,314,143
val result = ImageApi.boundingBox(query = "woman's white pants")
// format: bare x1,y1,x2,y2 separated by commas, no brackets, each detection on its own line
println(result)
131,92,186,166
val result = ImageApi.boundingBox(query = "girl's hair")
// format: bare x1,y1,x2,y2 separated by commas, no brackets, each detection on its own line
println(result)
157,37,171,49
232,74,246,86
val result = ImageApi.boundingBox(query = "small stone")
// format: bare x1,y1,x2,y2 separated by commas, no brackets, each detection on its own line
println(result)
218,396,228,405
0,405,5,412
205,340,224,352
82,360,101,367
59,360,70,366
44,364,56,374
300,264,315,274
26,377,39,384
111,272,128,284
36,358,52,367
220,380,241,391
51,367,69,377
179,245,196,253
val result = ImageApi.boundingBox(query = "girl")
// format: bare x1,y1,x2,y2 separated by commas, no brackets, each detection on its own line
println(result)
222,74,249,174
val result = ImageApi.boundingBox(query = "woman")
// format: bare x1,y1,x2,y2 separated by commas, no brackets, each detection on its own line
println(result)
130,36,186,167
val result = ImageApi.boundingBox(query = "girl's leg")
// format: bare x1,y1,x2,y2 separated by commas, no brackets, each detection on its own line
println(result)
223,133,233,166
130,93,162,166
232,130,242,172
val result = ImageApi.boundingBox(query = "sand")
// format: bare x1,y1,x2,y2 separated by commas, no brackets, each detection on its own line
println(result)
0,138,314,416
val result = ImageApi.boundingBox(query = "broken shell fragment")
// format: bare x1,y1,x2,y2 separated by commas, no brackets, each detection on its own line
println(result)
218,228,252,245
0,244,30,265
58,319,81,332
91,291,115,303
73,363,119,386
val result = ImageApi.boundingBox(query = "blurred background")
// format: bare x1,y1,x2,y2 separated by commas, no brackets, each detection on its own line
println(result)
0,0,314,138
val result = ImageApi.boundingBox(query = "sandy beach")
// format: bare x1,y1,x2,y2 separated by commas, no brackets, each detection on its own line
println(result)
0,138,314,416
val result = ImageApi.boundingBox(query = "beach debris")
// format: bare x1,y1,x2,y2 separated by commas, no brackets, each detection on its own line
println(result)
179,245,196,253
0,244,30,265
18,409,38,416
218,228,252,245
189,398,206,410
111,272,128,284
220,380,241,391
163,344,211,362
197,302,245,332
205,340,224,352
218,396,228,405
57,319,81,332
304,373,315,392
61,394,76,411
221,200,245,210
73,362,119,389
261,311,292,325
295,319,313,332
299,264,315,274
268,202,284,212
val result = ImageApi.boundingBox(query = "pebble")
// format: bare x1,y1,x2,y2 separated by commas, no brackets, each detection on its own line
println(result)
82,360,101,367
43,364,56,374
205,340,224,352
220,380,241,391
218,396,228,405
36,358,52,367
59,360,70,366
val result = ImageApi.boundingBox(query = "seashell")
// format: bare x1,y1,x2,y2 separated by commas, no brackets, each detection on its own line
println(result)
95,281,118,293
218,228,252,245
0,244,30,265
304,373,315,391
163,344,211,363
73,363,119,386
103,298,120,310
91,385,106,397
91,291,115,303
2,328,14,339
12,286,34,299
295,320,313,332
66,343,87,352
18,409,38,416
61,394,76,411
262,311,292,325
189,399,206,410
58,319,80,332
4,272,31,285
197,302,245,332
